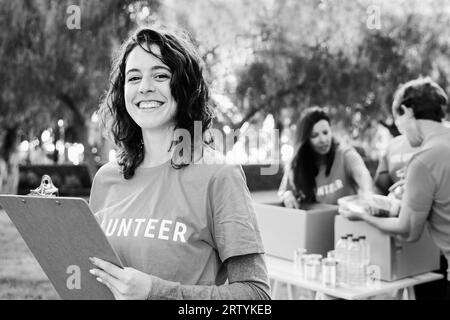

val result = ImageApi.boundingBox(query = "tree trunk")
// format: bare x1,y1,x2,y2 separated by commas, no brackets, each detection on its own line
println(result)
56,91,98,180
0,154,19,195
0,126,20,194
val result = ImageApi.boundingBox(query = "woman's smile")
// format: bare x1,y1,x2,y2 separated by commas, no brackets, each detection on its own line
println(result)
137,100,165,110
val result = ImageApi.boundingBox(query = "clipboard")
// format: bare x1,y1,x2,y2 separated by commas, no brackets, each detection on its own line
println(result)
0,192,123,300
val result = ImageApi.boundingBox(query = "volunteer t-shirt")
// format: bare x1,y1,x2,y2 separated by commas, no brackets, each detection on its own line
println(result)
89,157,265,286
314,144,361,204
376,135,417,184
401,127,450,280
279,143,364,205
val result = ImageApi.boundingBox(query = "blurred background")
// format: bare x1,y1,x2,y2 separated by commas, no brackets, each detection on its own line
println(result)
2,0,450,194
1,0,450,298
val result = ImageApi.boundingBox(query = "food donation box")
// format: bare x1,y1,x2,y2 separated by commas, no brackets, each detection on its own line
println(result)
336,195,440,281
253,202,338,260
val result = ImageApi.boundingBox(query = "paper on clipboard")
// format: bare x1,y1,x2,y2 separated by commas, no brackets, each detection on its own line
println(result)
0,195,123,300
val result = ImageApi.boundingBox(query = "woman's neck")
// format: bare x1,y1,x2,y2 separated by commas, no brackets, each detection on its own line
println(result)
316,153,327,166
140,124,175,167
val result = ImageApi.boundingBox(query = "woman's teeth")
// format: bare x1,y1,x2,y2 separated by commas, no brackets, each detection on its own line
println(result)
138,101,163,109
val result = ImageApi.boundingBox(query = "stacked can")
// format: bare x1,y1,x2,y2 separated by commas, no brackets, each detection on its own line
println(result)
322,258,338,287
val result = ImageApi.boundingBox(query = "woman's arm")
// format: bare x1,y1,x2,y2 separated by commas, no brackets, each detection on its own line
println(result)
147,253,270,300
89,253,271,300
344,149,374,195
278,163,295,197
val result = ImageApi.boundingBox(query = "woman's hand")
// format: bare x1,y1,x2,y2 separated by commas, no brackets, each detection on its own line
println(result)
281,190,300,209
89,257,153,300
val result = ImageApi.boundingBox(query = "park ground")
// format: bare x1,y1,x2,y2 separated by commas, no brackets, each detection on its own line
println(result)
0,209,58,299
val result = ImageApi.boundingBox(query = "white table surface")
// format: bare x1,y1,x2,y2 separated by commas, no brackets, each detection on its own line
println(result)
265,255,443,300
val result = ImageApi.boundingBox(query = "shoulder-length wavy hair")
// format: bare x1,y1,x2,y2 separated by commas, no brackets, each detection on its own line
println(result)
290,107,338,203
99,27,214,179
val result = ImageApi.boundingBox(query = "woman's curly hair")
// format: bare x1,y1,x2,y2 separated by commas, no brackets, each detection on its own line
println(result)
99,27,215,179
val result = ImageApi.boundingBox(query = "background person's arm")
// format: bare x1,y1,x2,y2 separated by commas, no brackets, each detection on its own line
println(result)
277,163,295,197
374,152,393,195
360,158,433,241
278,163,301,208
344,148,374,195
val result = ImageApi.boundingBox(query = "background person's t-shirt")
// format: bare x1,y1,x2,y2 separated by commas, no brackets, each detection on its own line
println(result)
278,144,366,205
376,135,417,184
314,144,362,204
401,128,450,280
89,159,265,286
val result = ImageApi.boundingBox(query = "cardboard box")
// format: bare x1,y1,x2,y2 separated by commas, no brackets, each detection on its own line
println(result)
253,202,338,260
334,215,440,281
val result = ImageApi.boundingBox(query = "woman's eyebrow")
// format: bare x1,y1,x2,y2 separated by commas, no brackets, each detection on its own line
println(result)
126,65,170,75
126,68,141,75
151,65,171,72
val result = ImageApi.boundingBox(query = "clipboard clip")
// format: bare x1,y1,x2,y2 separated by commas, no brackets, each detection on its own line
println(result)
28,175,59,197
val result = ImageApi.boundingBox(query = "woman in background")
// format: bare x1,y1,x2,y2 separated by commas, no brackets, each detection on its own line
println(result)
278,107,373,208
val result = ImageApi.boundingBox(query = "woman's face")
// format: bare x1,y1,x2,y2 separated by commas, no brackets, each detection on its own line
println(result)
309,119,333,155
124,44,177,131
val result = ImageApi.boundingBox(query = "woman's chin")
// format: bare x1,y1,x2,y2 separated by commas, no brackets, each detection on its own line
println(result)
315,146,331,155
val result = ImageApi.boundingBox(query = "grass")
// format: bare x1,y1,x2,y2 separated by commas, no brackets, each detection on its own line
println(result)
0,209,59,300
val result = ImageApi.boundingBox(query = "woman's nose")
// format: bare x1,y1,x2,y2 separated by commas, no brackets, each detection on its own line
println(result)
318,135,326,143
138,77,156,94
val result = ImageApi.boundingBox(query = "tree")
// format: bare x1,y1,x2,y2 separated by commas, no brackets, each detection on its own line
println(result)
228,0,450,151
0,0,160,192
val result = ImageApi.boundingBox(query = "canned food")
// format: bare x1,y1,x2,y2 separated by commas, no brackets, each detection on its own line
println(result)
322,258,337,287
293,248,307,275
304,255,321,282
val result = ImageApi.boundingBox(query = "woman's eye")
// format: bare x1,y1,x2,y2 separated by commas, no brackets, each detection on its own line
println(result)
154,74,170,81
127,76,140,82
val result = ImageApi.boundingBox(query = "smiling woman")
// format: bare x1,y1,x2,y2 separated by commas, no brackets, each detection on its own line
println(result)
91,27,270,300
124,45,176,130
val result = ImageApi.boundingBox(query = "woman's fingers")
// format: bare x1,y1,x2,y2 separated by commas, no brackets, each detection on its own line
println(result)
90,257,124,280
284,194,299,209
292,198,300,209
90,268,124,294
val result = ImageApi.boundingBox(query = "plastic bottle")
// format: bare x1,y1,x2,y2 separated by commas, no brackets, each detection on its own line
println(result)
358,236,370,285
358,236,370,266
347,238,364,286
345,234,354,284
335,236,348,285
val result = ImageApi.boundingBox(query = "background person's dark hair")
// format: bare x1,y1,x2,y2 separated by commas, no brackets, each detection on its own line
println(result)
290,107,338,203
392,77,448,122
99,27,214,179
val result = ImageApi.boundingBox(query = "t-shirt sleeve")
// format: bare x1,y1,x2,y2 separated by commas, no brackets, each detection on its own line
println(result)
209,165,265,262
400,158,434,223
89,170,103,214
88,164,113,222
